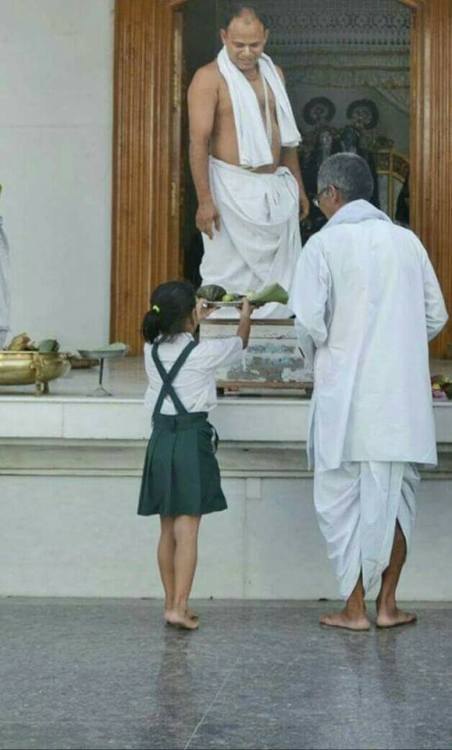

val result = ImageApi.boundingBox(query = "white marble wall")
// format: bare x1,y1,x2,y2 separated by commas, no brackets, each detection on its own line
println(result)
0,0,114,350
1,473,450,600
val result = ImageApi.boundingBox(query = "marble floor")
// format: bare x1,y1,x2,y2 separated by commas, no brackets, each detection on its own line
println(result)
1,599,451,750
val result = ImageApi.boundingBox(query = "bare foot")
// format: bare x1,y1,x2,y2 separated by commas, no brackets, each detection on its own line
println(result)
164,607,198,622
165,609,199,630
376,608,417,629
320,611,370,631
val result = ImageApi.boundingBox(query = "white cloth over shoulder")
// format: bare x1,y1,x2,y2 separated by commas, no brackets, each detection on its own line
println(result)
200,158,301,319
144,333,243,414
315,461,419,598
289,200,448,470
217,46,301,168
0,216,11,348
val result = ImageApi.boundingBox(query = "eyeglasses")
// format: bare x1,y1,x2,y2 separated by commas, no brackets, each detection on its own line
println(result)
313,185,334,208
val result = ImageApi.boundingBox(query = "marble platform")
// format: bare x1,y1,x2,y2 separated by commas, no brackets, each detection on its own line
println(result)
0,357,452,600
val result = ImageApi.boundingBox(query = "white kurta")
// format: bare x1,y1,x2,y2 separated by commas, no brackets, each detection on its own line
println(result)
200,158,301,319
289,200,448,471
0,216,11,349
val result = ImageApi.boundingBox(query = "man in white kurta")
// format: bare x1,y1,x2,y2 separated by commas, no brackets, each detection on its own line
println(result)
289,153,448,631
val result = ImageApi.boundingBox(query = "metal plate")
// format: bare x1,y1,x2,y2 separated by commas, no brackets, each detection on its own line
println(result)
78,347,128,360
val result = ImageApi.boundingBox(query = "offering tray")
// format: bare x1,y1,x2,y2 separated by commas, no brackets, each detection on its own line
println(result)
204,300,245,308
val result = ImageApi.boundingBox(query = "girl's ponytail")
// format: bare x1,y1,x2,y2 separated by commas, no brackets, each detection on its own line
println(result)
143,281,196,344
142,307,161,343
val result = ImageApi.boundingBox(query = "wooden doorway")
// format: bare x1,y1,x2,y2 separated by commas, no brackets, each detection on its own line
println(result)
112,0,452,356
110,0,185,354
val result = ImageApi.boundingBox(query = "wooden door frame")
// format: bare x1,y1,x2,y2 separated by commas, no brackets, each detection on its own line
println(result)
112,0,452,356
111,0,185,354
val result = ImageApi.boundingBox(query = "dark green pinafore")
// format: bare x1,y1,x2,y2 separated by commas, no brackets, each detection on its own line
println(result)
138,339,227,517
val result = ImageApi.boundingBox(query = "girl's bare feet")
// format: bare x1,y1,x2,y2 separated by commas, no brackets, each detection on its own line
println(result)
165,608,199,630
164,606,198,622
320,611,370,631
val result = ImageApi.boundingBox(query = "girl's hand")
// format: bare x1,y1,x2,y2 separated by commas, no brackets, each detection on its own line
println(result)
239,298,255,318
195,297,214,322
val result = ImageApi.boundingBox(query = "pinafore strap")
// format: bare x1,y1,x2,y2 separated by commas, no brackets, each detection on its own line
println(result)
151,339,198,417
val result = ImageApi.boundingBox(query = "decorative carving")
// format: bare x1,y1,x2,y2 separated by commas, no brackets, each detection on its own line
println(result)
218,0,410,49
302,97,336,126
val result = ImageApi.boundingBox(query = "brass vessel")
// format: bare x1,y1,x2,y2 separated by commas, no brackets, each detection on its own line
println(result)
0,351,71,395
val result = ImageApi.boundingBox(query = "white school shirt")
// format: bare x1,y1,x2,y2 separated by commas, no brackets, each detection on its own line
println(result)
289,200,448,471
144,333,243,415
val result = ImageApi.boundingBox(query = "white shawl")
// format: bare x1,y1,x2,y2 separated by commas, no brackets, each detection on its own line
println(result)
217,46,301,168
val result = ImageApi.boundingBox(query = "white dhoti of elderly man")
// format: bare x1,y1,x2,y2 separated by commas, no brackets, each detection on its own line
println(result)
289,153,448,631
188,6,309,318
0,215,11,349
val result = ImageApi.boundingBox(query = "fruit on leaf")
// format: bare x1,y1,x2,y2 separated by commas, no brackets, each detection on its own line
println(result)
197,284,226,302
246,283,289,306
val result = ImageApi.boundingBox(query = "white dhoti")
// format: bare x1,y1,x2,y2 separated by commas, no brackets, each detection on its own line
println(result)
314,461,419,599
200,157,302,319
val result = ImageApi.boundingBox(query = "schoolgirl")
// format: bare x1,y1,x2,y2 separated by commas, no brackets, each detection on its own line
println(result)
138,281,253,629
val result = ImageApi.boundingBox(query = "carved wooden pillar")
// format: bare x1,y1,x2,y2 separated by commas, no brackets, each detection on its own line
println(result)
403,0,452,356
111,0,184,354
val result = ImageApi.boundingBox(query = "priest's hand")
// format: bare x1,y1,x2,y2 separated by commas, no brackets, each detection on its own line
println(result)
196,200,220,240
299,191,310,222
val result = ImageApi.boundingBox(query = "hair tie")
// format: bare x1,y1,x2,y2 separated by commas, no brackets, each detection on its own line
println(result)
152,304,160,315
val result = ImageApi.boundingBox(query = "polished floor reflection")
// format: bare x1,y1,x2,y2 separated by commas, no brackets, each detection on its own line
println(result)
0,599,450,749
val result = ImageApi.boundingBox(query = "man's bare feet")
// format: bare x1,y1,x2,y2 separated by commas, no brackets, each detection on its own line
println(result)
320,611,370,631
165,609,199,630
376,608,417,629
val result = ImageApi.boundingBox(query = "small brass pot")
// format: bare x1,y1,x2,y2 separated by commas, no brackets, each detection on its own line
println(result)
0,351,71,395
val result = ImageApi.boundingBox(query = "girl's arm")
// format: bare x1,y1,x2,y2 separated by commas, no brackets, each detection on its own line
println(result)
195,297,254,349
237,299,253,349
